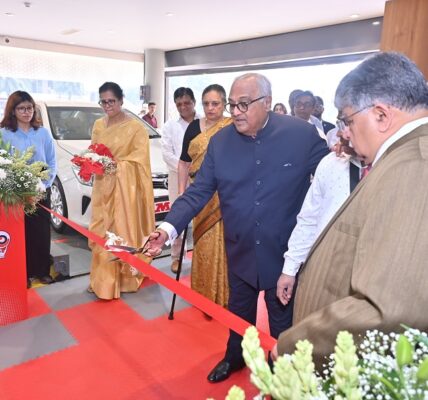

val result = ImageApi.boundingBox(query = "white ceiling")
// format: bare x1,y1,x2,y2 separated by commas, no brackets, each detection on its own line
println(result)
0,0,387,54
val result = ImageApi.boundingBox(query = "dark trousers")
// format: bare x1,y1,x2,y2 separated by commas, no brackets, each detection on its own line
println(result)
24,189,51,279
225,273,294,366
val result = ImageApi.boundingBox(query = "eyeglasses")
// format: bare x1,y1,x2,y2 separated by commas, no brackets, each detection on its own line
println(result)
15,106,34,114
202,101,223,108
294,101,314,109
336,104,374,131
175,100,193,108
225,96,266,114
98,99,117,107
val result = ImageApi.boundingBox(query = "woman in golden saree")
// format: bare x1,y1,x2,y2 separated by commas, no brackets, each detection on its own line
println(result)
178,84,232,307
88,82,155,299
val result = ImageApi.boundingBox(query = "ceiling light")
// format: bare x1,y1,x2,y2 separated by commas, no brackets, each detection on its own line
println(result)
350,14,360,19
372,21,380,26
166,12,174,17
107,30,115,34
5,12,14,16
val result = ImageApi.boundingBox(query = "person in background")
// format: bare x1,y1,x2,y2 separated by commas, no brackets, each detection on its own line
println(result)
313,95,335,133
142,102,158,128
0,90,57,288
277,143,366,306
293,90,326,140
88,82,155,299
274,51,428,367
146,73,329,383
273,102,287,115
161,87,198,272
178,84,232,309
288,89,303,116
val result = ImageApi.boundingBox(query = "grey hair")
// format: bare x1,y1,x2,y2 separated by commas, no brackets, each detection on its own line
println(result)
232,73,272,97
335,52,428,113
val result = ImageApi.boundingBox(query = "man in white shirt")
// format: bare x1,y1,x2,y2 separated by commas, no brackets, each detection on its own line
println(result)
276,150,366,304
161,87,198,272
293,90,327,140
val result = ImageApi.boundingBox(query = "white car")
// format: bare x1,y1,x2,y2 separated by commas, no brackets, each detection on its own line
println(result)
36,100,170,233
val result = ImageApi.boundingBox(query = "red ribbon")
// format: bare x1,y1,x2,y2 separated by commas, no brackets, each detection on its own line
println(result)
42,206,277,350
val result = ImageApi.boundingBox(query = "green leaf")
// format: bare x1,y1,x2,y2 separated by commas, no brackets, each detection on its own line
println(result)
416,358,428,383
396,335,413,368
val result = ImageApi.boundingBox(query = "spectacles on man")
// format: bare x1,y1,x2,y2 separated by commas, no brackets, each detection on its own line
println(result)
98,99,117,107
202,101,223,108
295,101,314,109
336,104,374,131
15,106,34,114
175,100,193,108
225,96,266,114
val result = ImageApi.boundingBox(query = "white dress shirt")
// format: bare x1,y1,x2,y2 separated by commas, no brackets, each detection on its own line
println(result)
309,115,327,141
282,152,361,276
161,117,192,173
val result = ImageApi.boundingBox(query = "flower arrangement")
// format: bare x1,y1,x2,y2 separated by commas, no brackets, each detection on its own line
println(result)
0,136,49,214
221,326,428,400
71,143,116,182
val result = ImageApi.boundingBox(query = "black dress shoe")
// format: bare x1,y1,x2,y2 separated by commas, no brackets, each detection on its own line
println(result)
207,359,245,383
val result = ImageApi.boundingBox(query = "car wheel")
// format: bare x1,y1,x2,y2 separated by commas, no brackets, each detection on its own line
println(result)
50,178,68,233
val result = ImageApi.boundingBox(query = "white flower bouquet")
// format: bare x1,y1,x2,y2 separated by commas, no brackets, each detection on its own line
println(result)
0,136,49,214
221,326,428,400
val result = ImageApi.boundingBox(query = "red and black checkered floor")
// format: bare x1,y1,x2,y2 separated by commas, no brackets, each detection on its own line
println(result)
0,257,269,399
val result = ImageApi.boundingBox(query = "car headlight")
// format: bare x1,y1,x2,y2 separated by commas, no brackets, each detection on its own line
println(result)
72,165,94,187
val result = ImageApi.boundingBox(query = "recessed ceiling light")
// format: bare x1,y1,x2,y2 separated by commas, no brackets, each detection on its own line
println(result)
68,41,76,45
5,12,14,16
107,30,115,34
350,14,360,19
166,12,174,17
372,21,380,26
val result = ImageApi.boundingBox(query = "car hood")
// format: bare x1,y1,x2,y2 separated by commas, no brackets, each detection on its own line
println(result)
56,140,90,157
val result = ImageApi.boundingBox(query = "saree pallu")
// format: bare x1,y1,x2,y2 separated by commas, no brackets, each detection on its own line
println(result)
188,117,232,307
88,118,155,299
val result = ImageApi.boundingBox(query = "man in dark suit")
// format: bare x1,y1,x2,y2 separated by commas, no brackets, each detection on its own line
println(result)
314,95,336,133
145,73,329,382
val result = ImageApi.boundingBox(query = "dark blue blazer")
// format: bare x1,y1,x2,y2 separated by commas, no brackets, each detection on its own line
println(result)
165,112,329,289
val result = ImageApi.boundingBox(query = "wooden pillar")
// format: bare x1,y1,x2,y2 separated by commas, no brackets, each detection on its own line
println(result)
380,0,428,79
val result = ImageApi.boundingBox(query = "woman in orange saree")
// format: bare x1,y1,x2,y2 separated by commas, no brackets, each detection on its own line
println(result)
178,84,232,307
88,82,155,299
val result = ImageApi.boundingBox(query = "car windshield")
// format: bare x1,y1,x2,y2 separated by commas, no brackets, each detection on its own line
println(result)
46,106,160,140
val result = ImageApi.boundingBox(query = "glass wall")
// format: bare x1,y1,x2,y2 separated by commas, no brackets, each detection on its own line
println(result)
0,46,144,118
166,58,363,124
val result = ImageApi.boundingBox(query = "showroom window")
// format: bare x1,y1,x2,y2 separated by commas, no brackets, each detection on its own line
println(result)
0,46,143,118
166,58,363,124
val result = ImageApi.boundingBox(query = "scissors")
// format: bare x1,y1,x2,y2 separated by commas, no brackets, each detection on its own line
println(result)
108,235,152,262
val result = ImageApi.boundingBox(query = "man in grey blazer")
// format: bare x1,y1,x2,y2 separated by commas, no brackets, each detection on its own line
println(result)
146,73,328,382
274,52,428,366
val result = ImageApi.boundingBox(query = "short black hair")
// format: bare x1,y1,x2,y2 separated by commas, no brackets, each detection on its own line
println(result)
99,82,124,100
173,87,195,102
148,102,156,106
295,90,316,106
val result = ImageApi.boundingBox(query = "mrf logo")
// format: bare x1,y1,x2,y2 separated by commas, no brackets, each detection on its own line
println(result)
155,201,170,214
0,231,11,258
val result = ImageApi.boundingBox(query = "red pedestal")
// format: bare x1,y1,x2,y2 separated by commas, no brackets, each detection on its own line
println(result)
0,204,28,326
